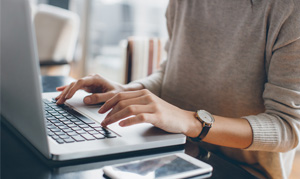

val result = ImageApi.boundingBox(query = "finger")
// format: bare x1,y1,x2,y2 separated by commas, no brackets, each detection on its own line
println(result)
102,96,151,118
56,83,74,105
83,92,115,105
119,113,153,127
55,85,70,100
65,78,90,99
99,90,148,113
55,92,63,101
101,105,152,126
56,85,68,91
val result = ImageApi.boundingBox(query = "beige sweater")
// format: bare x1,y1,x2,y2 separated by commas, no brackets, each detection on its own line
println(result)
135,0,300,178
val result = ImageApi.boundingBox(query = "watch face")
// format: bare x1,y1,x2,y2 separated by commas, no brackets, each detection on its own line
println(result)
198,110,214,123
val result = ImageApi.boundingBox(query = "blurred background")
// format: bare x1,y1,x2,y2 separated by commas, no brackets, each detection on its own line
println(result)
33,0,169,83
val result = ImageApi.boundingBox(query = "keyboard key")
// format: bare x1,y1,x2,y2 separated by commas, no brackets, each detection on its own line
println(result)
48,131,54,136
88,130,99,135
72,135,85,142
83,128,94,132
70,119,81,123
63,137,75,143
59,135,70,139
47,117,56,120
56,139,65,144
102,128,112,134
81,134,95,140
62,128,73,133
79,124,90,128
67,131,78,136
74,121,85,125
48,125,57,129
51,128,61,132
105,133,117,138
93,133,105,139
71,126,81,131
62,120,73,125
67,124,76,128
81,118,95,124
94,127,104,132
64,114,73,118
55,122,65,126
67,116,78,120
51,136,60,140
47,123,55,127
55,131,66,136
57,116,68,120
58,125,69,130
76,129,87,134
89,123,102,128
51,119,61,123
46,109,56,113
101,129,117,138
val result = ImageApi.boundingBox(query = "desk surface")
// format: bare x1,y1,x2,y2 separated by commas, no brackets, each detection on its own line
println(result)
1,76,257,179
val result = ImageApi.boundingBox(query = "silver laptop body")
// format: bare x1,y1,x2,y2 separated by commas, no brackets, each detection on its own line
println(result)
0,0,186,161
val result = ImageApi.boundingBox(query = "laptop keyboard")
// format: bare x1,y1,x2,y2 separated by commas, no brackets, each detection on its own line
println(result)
43,99,117,144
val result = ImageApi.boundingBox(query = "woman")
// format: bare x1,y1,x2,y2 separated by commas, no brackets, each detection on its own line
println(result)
56,1,300,178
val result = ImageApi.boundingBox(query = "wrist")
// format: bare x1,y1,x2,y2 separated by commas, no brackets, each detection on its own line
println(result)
183,111,203,138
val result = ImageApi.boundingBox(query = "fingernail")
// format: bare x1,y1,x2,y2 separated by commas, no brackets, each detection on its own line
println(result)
119,121,125,127
84,97,91,104
98,107,103,113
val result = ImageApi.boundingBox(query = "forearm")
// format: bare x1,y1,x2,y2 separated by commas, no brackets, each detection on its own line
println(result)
185,112,253,149
205,115,252,149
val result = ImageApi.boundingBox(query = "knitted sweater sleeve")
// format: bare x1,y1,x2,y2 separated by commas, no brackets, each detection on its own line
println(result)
244,0,300,152
131,59,167,97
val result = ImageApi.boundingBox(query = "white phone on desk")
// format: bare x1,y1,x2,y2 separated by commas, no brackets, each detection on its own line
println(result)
102,153,213,179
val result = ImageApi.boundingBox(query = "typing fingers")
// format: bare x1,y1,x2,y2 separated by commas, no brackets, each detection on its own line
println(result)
98,89,149,113
56,83,74,105
83,92,116,105
56,77,95,105
65,78,91,100
56,85,68,91
119,114,154,127
101,104,153,126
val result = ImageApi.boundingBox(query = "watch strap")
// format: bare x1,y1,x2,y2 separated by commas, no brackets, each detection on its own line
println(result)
190,124,211,142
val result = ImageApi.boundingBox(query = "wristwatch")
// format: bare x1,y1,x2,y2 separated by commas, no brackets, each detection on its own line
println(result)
191,110,215,142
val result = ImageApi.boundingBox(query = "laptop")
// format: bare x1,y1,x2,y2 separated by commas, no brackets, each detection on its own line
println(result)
0,0,186,162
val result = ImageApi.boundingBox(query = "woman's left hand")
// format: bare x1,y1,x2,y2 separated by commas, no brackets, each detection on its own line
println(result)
99,89,202,137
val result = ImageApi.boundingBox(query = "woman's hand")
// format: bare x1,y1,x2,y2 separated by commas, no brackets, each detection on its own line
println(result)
55,74,125,105
99,89,202,137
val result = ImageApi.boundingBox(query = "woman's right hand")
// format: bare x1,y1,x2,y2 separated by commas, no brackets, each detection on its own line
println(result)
55,74,126,105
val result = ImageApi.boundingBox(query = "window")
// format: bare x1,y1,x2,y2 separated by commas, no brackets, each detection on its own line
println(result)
70,0,169,83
